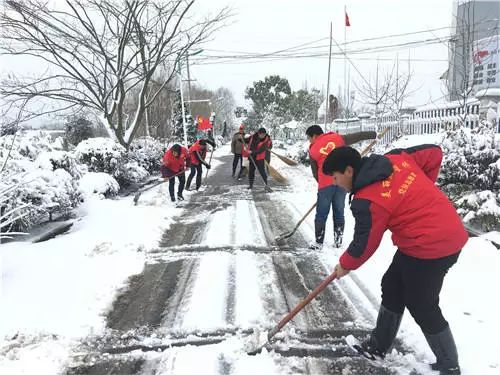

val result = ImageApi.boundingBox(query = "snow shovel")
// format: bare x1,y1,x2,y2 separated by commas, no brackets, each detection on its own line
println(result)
246,270,338,355
464,223,500,250
271,150,298,166
275,203,317,242
133,169,186,205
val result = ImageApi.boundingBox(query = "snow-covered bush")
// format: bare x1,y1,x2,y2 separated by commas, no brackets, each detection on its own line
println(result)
440,122,500,195
63,116,108,148
75,137,126,175
285,140,310,165
17,131,55,160
36,151,86,179
79,172,120,198
127,136,164,173
117,161,148,185
76,137,153,187
1,166,81,231
457,190,500,231
440,121,500,230
0,131,55,162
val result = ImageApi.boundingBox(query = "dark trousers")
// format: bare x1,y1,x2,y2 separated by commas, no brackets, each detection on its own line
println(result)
232,153,242,175
186,164,203,190
248,158,267,187
168,173,185,199
381,250,460,334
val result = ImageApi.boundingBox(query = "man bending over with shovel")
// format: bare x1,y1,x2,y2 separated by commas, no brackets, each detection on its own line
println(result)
323,145,467,375
161,143,189,202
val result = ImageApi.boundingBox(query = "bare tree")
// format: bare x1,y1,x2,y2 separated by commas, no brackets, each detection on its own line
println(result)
355,58,413,125
0,0,231,148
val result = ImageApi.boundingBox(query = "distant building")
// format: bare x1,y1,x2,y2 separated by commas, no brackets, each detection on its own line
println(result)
446,0,500,101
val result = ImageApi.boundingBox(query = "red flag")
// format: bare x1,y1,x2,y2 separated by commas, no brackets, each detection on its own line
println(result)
197,115,212,130
345,11,351,27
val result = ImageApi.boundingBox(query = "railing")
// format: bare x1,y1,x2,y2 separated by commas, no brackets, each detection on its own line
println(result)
329,98,494,143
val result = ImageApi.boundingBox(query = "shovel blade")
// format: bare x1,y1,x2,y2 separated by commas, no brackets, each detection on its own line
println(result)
275,231,293,242
244,328,269,355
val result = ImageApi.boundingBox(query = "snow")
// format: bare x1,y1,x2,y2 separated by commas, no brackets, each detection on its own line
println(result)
78,172,119,197
1,135,499,374
0,180,187,373
180,252,231,332
271,132,500,374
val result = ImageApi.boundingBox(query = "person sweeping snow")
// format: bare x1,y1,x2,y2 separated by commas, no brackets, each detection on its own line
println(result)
186,139,215,191
322,144,467,375
161,143,189,202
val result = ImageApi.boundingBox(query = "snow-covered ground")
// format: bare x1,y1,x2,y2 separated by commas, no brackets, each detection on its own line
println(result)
0,173,199,373
272,133,500,375
1,138,499,374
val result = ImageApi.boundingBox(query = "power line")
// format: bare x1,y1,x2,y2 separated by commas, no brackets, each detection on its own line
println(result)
191,37,448,66
201,25,453,57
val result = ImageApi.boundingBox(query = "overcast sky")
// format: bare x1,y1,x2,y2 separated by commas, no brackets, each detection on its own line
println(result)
0,0,457,113
193,0,455,109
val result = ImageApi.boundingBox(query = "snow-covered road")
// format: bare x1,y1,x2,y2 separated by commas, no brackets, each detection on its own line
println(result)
65,152,421,375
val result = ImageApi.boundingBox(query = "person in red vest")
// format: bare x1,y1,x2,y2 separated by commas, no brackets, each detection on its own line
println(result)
247,127,272,190
306,125,375,249
161,144,189,202
323,145,467,375
186,138,216,191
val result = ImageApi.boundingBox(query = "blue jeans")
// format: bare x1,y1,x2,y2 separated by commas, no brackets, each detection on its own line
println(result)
315,185,347,225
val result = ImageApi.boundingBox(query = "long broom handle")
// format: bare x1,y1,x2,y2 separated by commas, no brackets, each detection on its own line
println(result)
287,128,390,232
360,127,390,157
204,147,214,182
248,154,269,186
243,140,269,187
267,271,338,339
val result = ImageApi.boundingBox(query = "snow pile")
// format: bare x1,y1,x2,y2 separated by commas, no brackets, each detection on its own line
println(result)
79,172,120,198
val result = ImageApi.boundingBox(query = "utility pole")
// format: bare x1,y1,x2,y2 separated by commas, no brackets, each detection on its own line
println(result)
186,53,192,105
325,22,333,131
178,60,188,147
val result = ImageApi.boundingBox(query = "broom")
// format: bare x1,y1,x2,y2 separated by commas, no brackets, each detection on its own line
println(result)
265,160,287,184
270,150,298,166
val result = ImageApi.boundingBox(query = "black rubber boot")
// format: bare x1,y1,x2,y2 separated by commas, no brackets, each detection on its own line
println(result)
334,222,344,248
309,220,326,250
361,305,403,358
424,326,461,374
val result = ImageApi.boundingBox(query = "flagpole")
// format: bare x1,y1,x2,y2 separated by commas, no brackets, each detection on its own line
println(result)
325,22,333,131
344,4,347,119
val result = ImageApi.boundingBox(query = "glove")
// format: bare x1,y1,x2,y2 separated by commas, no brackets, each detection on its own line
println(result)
206,164,211,170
